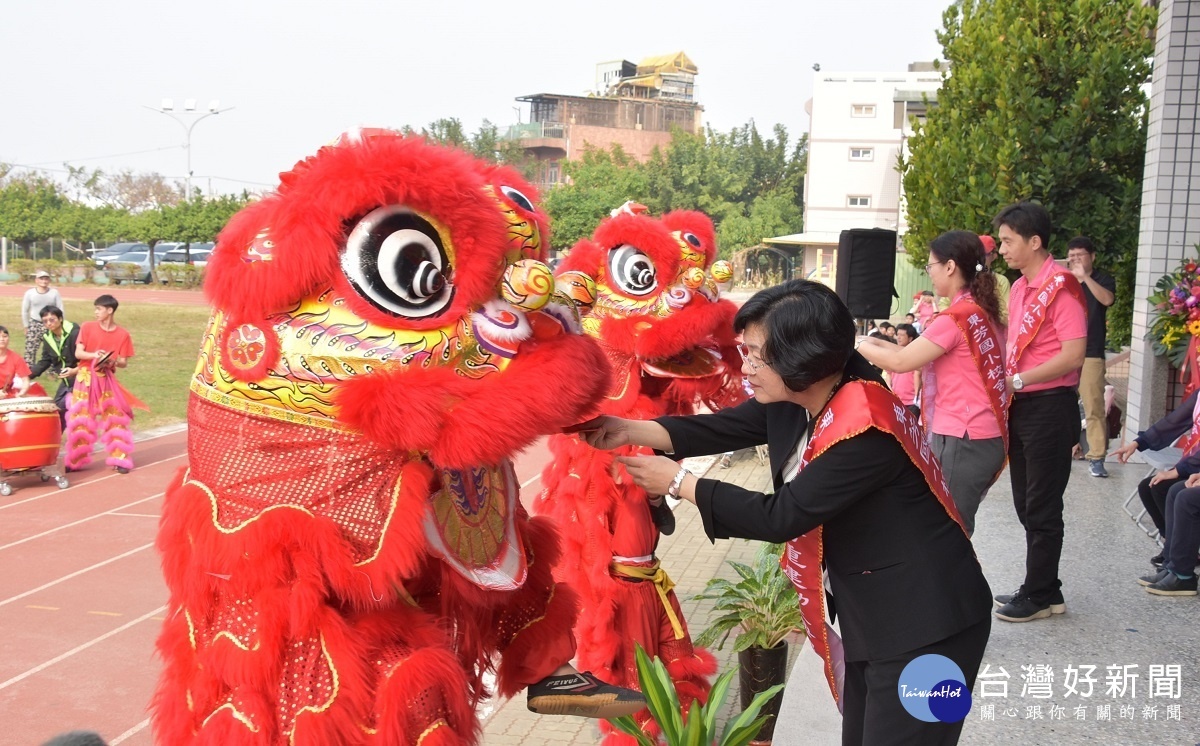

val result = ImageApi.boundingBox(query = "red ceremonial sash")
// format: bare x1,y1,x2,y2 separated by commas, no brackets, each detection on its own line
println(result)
780,381,966,709
921,298,1009,454
1007,267,1086,374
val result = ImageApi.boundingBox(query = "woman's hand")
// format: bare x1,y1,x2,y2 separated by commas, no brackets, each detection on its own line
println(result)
615,455,681,496
1187,473,1200,489
572,415,633,450
1150,468,1179,487
1111,442,1139,464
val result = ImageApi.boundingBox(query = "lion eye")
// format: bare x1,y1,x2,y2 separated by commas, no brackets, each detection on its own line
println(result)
608,244,657,296
682,232,702,248
500,185,535,212
341,206,454,318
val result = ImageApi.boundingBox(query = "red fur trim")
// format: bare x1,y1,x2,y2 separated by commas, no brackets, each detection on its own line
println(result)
661,210,717,266
599,295,739,362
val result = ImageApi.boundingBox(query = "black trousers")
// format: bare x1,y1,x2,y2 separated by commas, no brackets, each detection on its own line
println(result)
1007,390,1078,605
1164,482,1200,575
1138,473,1185,537
841,616,991,746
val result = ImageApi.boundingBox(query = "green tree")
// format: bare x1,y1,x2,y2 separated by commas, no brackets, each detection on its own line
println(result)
900,0,1156,346
543,145,653,249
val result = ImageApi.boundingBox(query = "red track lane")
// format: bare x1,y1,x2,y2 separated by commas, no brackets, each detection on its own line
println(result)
0,285,210,307
2,424,555,745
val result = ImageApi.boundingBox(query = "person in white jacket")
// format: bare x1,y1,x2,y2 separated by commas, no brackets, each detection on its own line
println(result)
21,270,63,364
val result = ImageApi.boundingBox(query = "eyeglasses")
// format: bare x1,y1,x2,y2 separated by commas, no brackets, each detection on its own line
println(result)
736,343,766,371
924,261,944,273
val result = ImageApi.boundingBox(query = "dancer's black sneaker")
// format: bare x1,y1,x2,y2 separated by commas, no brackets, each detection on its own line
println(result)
993,588,1065,615
527,670,645,718
649,498,676,536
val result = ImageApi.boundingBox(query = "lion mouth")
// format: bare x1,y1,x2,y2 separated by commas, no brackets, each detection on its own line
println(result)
640,347,722,379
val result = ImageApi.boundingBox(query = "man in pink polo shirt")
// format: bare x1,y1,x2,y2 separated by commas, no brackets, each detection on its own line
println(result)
992,202,1087,623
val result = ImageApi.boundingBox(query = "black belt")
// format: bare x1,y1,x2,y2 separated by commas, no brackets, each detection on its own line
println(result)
1013,385,1077,401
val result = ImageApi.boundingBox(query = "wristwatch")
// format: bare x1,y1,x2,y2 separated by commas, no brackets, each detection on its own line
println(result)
1012,373,1025,391
667,466,691,499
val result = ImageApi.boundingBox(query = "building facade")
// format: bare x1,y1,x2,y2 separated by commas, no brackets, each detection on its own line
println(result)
767,65,941,290
505,53,704,191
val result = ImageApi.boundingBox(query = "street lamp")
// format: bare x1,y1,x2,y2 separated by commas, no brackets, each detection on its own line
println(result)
144,98,234,200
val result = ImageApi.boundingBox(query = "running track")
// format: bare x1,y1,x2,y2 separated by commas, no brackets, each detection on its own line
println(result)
1,426,556,745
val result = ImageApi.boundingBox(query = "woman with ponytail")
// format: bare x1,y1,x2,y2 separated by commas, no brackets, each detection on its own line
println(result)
858,231,1008,535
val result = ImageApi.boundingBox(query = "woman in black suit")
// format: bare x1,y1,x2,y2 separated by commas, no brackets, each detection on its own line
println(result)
580,280,991,746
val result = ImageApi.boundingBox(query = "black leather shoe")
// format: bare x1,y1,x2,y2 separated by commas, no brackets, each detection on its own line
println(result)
1150,553,1165,569
116,466,130,474
527,670,645,718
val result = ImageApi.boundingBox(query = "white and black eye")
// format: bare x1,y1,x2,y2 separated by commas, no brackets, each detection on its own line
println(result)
608,244,657,296
682,232,702,248
341,205,454,318
500,185,535,213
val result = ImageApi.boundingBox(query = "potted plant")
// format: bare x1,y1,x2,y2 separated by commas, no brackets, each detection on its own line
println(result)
692,542,803,746
608,643,784,746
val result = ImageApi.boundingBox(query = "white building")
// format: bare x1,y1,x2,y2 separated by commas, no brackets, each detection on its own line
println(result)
767,64,942,284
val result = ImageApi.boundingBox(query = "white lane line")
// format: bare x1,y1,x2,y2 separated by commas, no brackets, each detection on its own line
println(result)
0,452,185,511
108,512,161,518
0,542,155,607
110,718,151,744
0,605,166,691
0,494,163,552
520,473,541,488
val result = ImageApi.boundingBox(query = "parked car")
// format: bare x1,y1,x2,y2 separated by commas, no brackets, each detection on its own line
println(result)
159,242,215,267
105,250,169,284
92,243,149,268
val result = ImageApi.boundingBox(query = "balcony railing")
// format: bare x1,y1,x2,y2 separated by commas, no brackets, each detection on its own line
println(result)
503,122,566,141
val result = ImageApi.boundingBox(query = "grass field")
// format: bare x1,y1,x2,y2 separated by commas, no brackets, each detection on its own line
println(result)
0,299,213,431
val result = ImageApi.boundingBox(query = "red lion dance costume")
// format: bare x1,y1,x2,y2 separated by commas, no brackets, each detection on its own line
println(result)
151,131,625,745
536,205,746,743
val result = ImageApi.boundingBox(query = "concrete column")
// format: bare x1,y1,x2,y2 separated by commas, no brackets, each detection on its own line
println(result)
1126,0,1200,439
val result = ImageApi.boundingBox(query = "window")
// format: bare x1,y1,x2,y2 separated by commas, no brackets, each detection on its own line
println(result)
849,147,874,161
847,196,872,208
851,104,876,118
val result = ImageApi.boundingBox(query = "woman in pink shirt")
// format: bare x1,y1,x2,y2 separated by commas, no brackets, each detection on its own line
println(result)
857,231,1007,534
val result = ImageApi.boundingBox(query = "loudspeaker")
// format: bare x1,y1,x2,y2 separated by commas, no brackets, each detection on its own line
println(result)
834,228,898,319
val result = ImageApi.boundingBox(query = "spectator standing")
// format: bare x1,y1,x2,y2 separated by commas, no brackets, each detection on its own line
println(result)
1066,237,1116,477
21,270,63,364
992,203,1087,623
888,323,922,418
859,231,1007,535
911,291,937,331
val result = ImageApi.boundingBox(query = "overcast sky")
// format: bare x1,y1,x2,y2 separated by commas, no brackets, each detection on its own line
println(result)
4,0,951,196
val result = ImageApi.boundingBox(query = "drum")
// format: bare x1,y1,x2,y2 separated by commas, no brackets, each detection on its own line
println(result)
0,396,62,471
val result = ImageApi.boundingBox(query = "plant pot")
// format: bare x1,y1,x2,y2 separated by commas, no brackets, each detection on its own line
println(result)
739,643,788,744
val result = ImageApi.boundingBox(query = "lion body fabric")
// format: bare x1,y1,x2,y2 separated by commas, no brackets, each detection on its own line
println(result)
152,132,610,745
536,209,745,743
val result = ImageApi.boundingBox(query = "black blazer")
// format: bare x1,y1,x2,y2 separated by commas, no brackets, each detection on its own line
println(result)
657,374,992,662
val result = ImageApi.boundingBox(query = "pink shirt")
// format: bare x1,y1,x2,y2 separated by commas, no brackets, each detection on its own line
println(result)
923,305,1005,439
891,370,917,406
1007,256,1087,392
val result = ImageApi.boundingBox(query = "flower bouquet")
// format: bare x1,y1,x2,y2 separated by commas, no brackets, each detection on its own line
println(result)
1148,251,1200,390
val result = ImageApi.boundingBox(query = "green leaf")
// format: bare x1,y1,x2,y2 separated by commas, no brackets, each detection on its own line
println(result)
605,715,656,746
634,644,684,742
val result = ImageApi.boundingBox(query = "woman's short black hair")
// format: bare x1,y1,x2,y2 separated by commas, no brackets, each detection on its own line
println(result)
733,279,855,392
0,325,9,336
